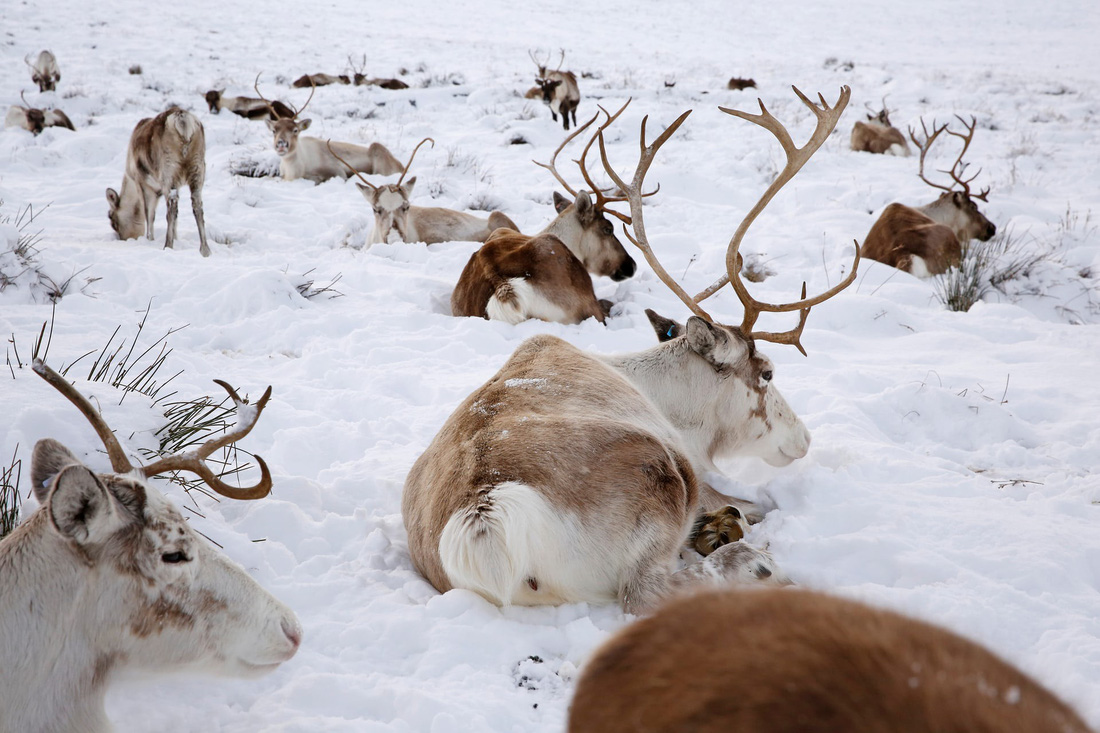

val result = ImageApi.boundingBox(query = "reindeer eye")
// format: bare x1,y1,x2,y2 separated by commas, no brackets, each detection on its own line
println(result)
761,370,773,382
161,551,189,564
602,222,613,235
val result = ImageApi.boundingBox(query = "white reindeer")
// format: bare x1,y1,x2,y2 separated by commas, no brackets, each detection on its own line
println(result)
0,360,300,733
106,107,211,257
403,87,859,613
25,50,60,92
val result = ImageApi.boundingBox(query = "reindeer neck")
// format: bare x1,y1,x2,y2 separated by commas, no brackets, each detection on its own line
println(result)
0,512,116,732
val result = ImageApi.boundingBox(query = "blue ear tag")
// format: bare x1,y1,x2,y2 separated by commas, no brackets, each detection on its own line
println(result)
666,327,674,338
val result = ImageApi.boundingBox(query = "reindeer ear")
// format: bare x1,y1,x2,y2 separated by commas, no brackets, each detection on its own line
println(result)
48,465,113,545
685,317,720,355
31,438,82,504
574,191,595,223
106,188,120,209
265,118,277,132
552,191,570,214
297,118,312,131
403,176,416,195
645,309,683,342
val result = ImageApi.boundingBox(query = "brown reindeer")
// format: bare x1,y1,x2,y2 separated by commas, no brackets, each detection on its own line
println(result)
450,108,640,325
256,75,402,183
569,587,1093,733
530,49,580,130
205,88,294,120
106,107,211,257
861,116,996,277
5,91,74,135
404,87,858,613
348,55,409,90
850,98,910,155
292,72,349,87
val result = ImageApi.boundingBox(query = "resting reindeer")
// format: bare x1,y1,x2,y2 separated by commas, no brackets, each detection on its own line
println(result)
106,107,211,257
0,359,301,733
569,587,1093,733
404,86,859,613
862,116,996,277
451,113,638,324
257,75,402,183
530,49,580,130
205,87,294,120
6,91,74,135
329,138,519,245
850,98,909,155
347,55,409,90
26,50,60,92
293,72,349,87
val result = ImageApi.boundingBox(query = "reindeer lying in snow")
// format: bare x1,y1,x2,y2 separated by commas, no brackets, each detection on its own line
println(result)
404,87,859,613
569,587,1093,733
256,75,402,183
862,116,997,277
329,138,519,245
0,360,300,733
850,98,910,155
450,112,638,325
25,50,60,92
6,93,74,135
205,88,294,120
293,72,349,87
106,107,211,256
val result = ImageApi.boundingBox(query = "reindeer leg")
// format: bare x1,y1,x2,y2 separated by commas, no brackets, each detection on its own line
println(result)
697,480,770,525
191,183,210,257
164,190,179,250
671,541,790,592
142,188,159,240
688,506,747,556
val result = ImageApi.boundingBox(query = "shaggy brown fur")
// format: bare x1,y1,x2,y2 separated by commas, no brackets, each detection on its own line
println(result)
861,203,962,276
851,119,908,154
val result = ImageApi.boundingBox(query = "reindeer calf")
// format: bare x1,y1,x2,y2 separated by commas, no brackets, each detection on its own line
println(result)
106,107,211,256
570,587,1092,733
26,50,60,92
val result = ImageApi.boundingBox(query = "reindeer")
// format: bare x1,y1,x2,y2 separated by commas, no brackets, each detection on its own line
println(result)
329,138,519,245
256,75,403,183
450,112,640,324
0,359,301,733
403,87,859,613
292,72,349,87
347,55,409,90
205,88,294,120
862,116,997,277
850,98,910,155
6,91,74,135
106,107,211,257
569,587,1093,733
530,49,580,130
25,50,60,92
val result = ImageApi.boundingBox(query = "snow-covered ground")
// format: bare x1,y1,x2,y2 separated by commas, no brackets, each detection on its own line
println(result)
2,0,1098,730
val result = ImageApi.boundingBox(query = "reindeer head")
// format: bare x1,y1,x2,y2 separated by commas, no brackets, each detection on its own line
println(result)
257,72,313,157
105,185,145,240
536,77,563,105
911,115,997,242
550,190,635,280
205,89,223,113
332,137,434,244
25,107,47,135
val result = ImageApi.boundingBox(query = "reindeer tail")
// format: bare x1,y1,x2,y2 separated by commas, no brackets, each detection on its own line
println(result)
170,109,201,143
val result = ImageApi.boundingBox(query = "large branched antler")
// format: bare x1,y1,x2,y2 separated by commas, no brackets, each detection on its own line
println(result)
600,86,859,355
908,115,990,201
33,358,274,500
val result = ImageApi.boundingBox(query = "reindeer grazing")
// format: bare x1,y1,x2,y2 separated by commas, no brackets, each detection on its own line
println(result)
205,89,294,120
404,87,859,613
530,49,580,130
569,587,1093,733
850,98,910,155
106,107,211,257
0,359,301,733
329,138,519,245
256,75,403,183
25,50,60,92
6,91,74,135
292,72,349,87
862,115,996,278
450,111,639,324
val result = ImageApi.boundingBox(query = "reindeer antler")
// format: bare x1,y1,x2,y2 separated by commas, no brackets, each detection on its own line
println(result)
326,139,377,190
909,117,952,194
254,72,279,119
554,48,565,72
909,115,990,201
601,86,859,355
529,49,548,76
33,358,273,500
397,137,435,186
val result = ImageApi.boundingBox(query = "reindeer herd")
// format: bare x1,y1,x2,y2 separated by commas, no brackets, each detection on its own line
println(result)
1,45,1091,733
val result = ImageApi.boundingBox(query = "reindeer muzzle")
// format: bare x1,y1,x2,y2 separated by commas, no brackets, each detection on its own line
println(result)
611,256,637,282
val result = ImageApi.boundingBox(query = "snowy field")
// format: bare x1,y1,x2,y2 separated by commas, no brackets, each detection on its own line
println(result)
2,0,1099,730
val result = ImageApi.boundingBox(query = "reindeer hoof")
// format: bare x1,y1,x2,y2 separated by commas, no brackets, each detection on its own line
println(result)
689,505,746,556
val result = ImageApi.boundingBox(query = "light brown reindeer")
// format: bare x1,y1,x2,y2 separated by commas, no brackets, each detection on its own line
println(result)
530,49,580,130
205,87,294,120
25,50,60,92
450,109,640,324
329,138,519,246
850,97,910,155
0,359,299,733
257,74,403,183
106,107,211,257
569,587,1094,733
404,86,858,613
861,115,996,277
292,72,349,87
